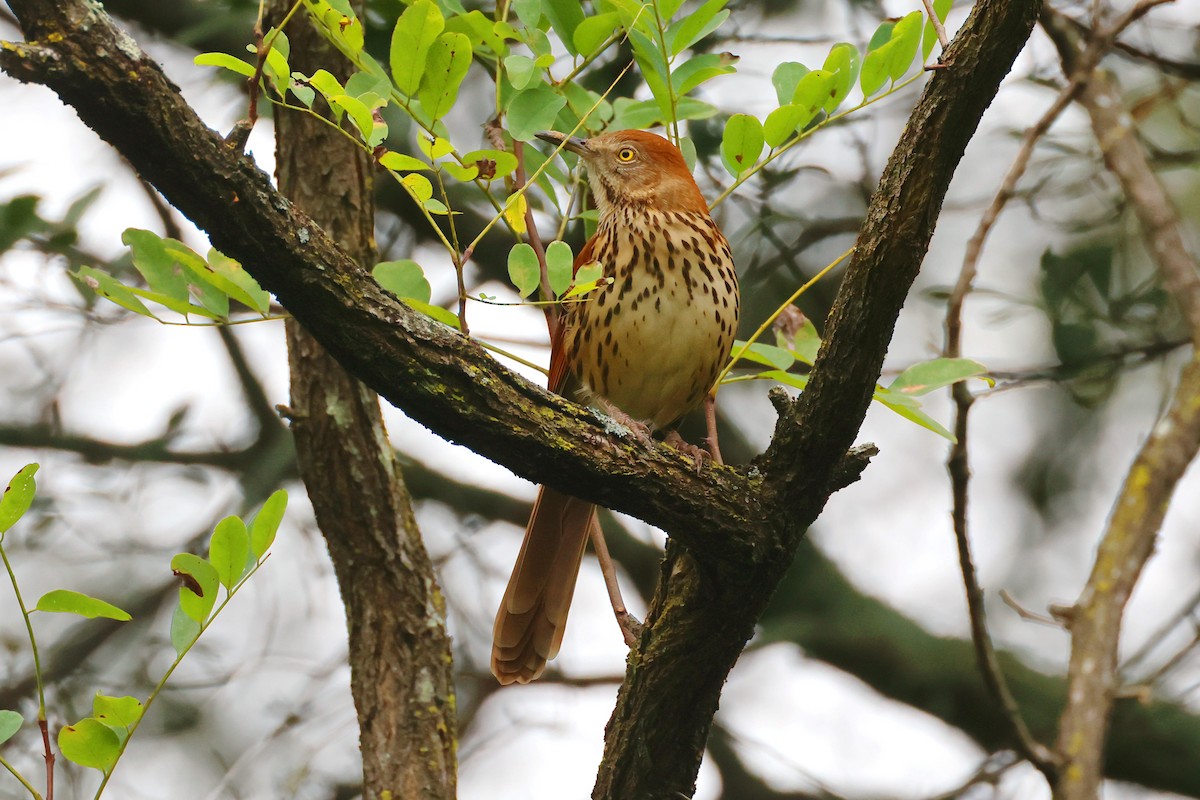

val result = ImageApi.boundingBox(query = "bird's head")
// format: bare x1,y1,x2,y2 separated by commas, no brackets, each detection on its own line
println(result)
536,129,708,217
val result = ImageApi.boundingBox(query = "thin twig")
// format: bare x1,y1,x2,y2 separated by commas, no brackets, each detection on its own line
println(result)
920,0,951,51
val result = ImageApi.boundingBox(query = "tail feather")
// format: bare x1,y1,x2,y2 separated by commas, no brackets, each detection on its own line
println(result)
492,486,595,684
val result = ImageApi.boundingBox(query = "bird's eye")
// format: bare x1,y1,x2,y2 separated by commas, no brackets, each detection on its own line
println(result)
616,147,637,162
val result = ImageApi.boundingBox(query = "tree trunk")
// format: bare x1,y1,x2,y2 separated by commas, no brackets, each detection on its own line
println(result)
271,4,456,797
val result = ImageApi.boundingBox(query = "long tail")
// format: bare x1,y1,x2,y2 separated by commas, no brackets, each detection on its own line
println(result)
491,486,595,685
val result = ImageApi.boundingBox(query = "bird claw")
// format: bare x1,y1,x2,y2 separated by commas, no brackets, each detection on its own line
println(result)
595,400,655,448
664,430,710,475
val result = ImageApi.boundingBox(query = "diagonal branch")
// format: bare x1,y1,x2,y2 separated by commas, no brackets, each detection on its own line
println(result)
0,0,771,565
1041,5,1200,799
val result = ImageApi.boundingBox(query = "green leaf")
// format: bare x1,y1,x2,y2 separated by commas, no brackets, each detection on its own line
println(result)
784,318,822,365
679,135,697,171
287,72,315,107
404,298,462,329
507,86,567,142
328,94,375,142
542,0,585,55
771,62,809,107
209,516,249,591
886,11,924,81
0,463,38,535
731,341,794,371
545,241,574,298
402,173,435,203
720,113,764,177
204,249,271,315
792,68,836,119
417,135,455,160
508,243,541,298
0,710,23,745
260,34,291,96
59,718,120,773
419,32,473,121
462,149,519,179
503,54,538,90
444,10,511,58
505,190,528,234
874,387,956,441
671,52,738,96
250,490,287,560
171,553,219,624
373,260,432,303
573,13,620,57
345,70,390,99
121,228,191,303
860,45,891,98
563,261,606,299
668,0,729,55
194,52,256,78
35,590,131,621
749,368,810,392
169,602,201,656
822,42,860,113
92,695,143,734
867,20,895,52
442,162,478,181
922,0,953,60
763,104,808,148
73,266,155,318
379,151,431,172
306,69,346,119
513,0,543,28
888,358,991,396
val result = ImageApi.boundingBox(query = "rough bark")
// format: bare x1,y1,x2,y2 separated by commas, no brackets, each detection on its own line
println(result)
0,0,1035,796
269,4,456,798
593,0,1042,796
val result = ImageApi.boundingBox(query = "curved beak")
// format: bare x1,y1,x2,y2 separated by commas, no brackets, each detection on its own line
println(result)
535,130,590,157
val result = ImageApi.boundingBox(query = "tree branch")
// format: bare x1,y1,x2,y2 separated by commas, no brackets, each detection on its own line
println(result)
0,1,769,565
1041,5,1200,798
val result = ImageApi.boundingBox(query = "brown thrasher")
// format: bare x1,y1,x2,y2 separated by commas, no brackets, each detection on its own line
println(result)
490,129,740,685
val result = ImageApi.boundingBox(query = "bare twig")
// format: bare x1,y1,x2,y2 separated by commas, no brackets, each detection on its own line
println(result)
1000,589,1063,628
1122,585,1200,677
920,0,951,52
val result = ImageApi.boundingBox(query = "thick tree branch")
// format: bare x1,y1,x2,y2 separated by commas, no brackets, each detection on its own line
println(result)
593,0,1042,796
0,0,772,566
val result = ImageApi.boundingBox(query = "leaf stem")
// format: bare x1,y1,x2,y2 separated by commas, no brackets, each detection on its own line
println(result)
712,245,853,391
91,558,269,799
0,753,42,800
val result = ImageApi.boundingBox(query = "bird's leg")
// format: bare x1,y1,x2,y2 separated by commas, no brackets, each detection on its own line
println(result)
703,393,724,466
588,514,642,647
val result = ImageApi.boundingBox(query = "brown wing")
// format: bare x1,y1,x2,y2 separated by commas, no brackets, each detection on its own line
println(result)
546,233,599,393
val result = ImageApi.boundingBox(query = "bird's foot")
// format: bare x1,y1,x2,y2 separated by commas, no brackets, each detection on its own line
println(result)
664,430,710,475
595,400,655,449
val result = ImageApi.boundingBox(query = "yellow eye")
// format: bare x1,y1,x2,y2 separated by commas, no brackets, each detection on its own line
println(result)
617,147,637,162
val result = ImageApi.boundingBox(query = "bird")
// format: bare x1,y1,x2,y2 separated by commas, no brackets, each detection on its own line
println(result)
490,129,740,685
